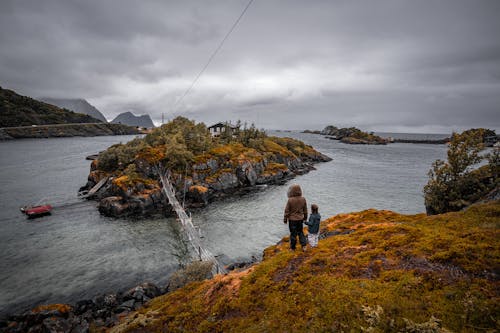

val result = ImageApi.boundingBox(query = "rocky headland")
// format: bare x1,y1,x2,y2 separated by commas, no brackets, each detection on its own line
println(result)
79,117,331,218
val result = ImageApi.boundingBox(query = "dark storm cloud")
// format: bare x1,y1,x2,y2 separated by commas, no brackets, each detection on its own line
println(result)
0,0,499,132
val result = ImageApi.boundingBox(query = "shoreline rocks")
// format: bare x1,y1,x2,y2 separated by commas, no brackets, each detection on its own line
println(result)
0,282,167,333
0,256,262,333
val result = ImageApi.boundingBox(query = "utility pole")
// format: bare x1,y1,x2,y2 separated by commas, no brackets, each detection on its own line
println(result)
161,113,164,125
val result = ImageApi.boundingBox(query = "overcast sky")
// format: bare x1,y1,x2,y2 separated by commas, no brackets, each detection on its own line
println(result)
1,0,499,133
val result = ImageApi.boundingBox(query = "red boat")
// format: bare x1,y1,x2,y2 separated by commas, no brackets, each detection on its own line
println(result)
20,204,53,218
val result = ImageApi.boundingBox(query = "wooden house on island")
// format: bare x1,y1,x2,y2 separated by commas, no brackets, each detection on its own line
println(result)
208,122,239,137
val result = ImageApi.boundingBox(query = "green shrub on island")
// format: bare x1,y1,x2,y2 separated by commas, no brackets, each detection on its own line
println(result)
97,137,148,172
424,128,499,215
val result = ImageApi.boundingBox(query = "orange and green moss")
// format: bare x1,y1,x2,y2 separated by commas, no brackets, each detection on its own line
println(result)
112,175,156,192
136,146,166,164
207,143,264,167
262,162,288,177
110,201,499,332
262,138,296,157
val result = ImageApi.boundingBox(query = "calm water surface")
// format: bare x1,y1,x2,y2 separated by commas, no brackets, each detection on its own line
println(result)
0,132,446,315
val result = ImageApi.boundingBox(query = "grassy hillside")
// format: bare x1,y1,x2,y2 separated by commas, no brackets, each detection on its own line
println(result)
0,87,101,127
110,201,499,332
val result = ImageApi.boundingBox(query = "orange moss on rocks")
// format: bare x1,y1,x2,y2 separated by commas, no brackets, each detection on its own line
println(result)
112,175,132,191
110,201,500,332
31,304,72,314
189,185,209,194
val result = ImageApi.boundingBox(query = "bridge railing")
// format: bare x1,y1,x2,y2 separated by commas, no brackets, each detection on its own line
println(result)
156,166,226,275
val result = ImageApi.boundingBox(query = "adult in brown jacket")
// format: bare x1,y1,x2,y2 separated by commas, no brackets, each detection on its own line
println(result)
283,184,307,250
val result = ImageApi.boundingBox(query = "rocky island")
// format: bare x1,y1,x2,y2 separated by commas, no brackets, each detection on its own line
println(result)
305,125,389,144
80,117,331,217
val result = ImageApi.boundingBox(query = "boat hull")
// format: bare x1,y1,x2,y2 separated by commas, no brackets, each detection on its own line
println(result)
22,205,53,218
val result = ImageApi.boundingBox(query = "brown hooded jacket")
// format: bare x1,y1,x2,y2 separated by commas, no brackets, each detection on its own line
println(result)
284,184,307,223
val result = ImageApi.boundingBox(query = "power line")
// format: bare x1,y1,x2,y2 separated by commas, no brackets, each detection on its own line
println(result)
172,0,254,110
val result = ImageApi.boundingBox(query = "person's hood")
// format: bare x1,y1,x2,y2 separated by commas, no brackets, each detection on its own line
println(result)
287,184,302,198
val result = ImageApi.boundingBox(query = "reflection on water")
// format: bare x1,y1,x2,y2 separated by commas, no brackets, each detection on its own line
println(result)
0,133,446,315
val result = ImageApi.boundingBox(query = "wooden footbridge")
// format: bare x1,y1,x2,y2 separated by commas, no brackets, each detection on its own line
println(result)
156,167,226,275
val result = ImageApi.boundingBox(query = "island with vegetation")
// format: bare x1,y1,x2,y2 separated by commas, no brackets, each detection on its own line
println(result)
79,117,332,217
304,125,389,144
0,87,140,139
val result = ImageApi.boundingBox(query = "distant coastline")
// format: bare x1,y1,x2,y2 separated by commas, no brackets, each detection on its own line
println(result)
374,131,450,144
0,123,140,140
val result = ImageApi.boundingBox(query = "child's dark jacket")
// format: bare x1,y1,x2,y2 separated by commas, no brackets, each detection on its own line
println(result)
305,213,321,234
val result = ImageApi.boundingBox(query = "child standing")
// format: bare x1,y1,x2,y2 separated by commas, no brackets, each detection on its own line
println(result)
305,204,321,248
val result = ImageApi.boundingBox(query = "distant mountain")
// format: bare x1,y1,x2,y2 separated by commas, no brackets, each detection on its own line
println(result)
40,97,107,122
0,87,102,127
111,112,154,128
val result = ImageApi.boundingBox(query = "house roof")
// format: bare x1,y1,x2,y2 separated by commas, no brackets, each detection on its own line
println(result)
208,122,239,130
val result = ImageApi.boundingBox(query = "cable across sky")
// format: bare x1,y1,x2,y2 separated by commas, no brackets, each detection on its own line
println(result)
172,0,254,111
